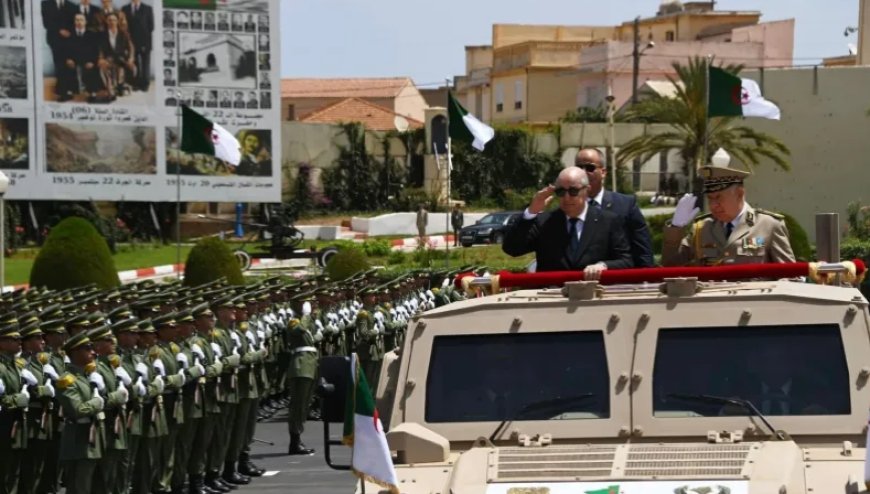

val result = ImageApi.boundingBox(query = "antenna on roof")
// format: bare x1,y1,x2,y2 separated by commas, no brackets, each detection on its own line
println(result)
393,115,410,132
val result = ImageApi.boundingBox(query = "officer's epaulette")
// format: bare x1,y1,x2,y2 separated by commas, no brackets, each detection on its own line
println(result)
357,310,369,318
288,319,300,328
755,208,785,220
108,354,121,369
210,329,219,339
14,357,25,369
693,213,713,223
57,373,75,391
37,352,50,365
170,342,180,354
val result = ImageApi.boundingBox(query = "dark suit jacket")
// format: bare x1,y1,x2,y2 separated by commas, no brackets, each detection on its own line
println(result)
121,2,153,51
65,30,101,65
600,190,654,267
502,207,632,272
100,30,133,63
42,0,77,47
78,4,102,32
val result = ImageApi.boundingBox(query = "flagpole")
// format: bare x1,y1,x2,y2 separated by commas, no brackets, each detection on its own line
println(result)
444,78,451,270
175,30,182,278
698,55,712,206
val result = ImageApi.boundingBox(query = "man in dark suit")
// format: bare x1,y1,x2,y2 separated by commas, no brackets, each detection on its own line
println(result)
62,13,103,101
42,0,78,99
77,0,102,32
576,148,654,267
121,0,153,91
99,12,135,97
502,166,632,278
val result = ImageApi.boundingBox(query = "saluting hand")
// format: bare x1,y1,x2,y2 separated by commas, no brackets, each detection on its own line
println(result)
528,185,556,215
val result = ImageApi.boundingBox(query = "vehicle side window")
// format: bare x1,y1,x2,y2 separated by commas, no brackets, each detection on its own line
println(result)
425,331,610,423
652,324,850,417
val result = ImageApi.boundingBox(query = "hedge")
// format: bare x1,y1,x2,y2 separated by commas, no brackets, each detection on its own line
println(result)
183,237,244,286
30,217,120,289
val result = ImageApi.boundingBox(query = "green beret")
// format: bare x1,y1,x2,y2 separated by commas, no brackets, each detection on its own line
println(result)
62,331,91,352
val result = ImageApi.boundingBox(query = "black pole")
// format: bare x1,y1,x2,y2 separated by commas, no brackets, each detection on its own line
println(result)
631,16,640,106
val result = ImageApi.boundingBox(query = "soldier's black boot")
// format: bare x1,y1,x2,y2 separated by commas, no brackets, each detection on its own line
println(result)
222,461,250,485
237,452,265,477
288,433,315,455
187,474,208,494
204,471,232,493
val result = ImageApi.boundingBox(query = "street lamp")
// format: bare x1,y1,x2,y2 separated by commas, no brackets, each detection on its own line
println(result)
0,171,10,292
711,148,731,167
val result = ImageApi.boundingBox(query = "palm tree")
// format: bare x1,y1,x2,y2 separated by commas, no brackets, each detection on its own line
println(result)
617,56,790,196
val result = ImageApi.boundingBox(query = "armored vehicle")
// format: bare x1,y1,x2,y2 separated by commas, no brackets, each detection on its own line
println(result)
321,251,870,493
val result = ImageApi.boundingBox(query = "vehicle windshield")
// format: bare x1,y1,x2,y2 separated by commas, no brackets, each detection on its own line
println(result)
425,331,610,422
653,324,850,417
477,214,509,225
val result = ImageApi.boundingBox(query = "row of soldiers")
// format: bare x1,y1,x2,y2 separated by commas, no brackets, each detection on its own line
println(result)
0,266,470,494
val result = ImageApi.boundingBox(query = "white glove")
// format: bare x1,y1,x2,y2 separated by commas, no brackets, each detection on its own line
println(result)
63,354,71,364
302,301,312,315
230,331,241,346
278,308,287,317
245,330,257,345
135,362,150,380
671,193,700,227
314,319,324,335
152,359,166,377
151,375,165,394
176,352,189,369
90,393,104,411
0,378,5,395
264,326,273,338
442,278,450,288
116,381,129,404
191,344,206,362
114,367,132,386
210,342,223,359
256,329,265,341
88,372,106,392
134,376,147,397
20,368,38,387
177,369,187,386
15,387,29,407
42,364,60,382
44,379,55,398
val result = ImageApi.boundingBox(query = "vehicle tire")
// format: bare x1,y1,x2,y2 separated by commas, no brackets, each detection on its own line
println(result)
317,247,339,268
233,249,252,271
461,243,473,248
491,232,505,244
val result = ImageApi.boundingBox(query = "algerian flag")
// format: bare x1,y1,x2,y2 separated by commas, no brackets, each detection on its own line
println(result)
163,0,217,9
708,66,781,120
342,353,398,494
180,105,241,166
448,91,494,151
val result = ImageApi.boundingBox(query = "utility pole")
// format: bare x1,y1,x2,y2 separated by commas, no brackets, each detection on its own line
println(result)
631,16,640,106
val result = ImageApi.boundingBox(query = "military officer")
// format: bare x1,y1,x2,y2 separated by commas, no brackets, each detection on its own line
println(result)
57,331,106,494
112,317,147,494
40,318,67,494
150,313,186,494
0,320,29,494
19,321,57,494
134,318,169,494
90,324,131,494
286,294,317,456
228,296,266,477
355,289,384,391
662,165,795,267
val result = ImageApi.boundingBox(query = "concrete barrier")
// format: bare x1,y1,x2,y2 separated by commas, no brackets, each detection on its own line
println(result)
296,225,341,240
351,212,490,236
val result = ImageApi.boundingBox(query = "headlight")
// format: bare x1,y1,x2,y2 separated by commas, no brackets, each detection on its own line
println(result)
479,228,492,234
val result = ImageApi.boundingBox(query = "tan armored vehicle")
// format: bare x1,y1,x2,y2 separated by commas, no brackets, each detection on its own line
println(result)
319,237,870,493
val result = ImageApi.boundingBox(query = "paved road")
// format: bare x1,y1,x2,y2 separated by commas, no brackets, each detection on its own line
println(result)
237,408,355,493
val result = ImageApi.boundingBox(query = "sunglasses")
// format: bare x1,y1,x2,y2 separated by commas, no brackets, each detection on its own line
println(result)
554,186,586,197
575,162,599,173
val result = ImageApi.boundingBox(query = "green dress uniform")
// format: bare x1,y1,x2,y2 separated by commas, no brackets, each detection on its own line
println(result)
135,340,170,494
118,346,145,494
208,322,243,484
150,340,185,493
286,314,318,454
19,351,56,494
0,351,29,494
42,345,67,494
662,203,796,267
94,353,131,494
229,321,265,472
57,363,106,494
355,305,384,390
171,336,207,493
188,327,223,489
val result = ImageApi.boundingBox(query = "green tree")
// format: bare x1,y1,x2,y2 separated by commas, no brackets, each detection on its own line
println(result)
30,217,121,289
183,237,244,286
325,248,370,281
617,57,790,196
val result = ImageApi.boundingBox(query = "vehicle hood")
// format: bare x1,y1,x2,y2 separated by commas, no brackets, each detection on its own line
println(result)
461,223,501,233
441,441,810,494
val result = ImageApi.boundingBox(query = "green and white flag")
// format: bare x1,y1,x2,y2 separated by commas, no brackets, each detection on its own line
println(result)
448,91,494,151
342,353,399,494
163,0,217,9
180,105,241,166
708,66,781,120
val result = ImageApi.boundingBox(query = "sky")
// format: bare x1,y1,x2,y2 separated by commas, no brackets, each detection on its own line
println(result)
280,0,860,88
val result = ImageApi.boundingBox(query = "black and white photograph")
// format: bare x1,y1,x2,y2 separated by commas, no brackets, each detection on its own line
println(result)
258,52,270,70
257,14,268,32
178,88,191,107
178,32,257,88
0,0,25,29
206,89,218,107
45,122,157,174
232,90,245,108
219,0,269,13
162,9,174,28
259,71,270,89
165,90,178,106
192,89,205,107
231,12,243,31
245,90,257,109
164,47,176,67
243,13,256,32
175,10,189,29
220,89,231,108
0,118,28,170
40,0,156,104
259,90,270,109
204,12,215,31
217,12,229,31
190,10,202,30
0,46,27,99
236,129,271,176
163,67,175,86
258,33,269,51
163,29,175,48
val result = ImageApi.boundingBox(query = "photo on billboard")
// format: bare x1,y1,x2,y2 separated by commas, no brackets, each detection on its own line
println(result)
0,0,26,29
39,0,155,104
45,122,156,174
166,126,271,177
0,118,28,170
177,32,256,88
0,46,27,99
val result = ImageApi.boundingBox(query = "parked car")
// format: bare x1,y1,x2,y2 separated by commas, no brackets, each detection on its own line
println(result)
458,211,522,247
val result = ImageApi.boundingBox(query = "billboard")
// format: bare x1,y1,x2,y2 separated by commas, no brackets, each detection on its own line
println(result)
0,0,280,202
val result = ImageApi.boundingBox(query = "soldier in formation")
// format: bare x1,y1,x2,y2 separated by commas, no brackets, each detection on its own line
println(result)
0,265,471,493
